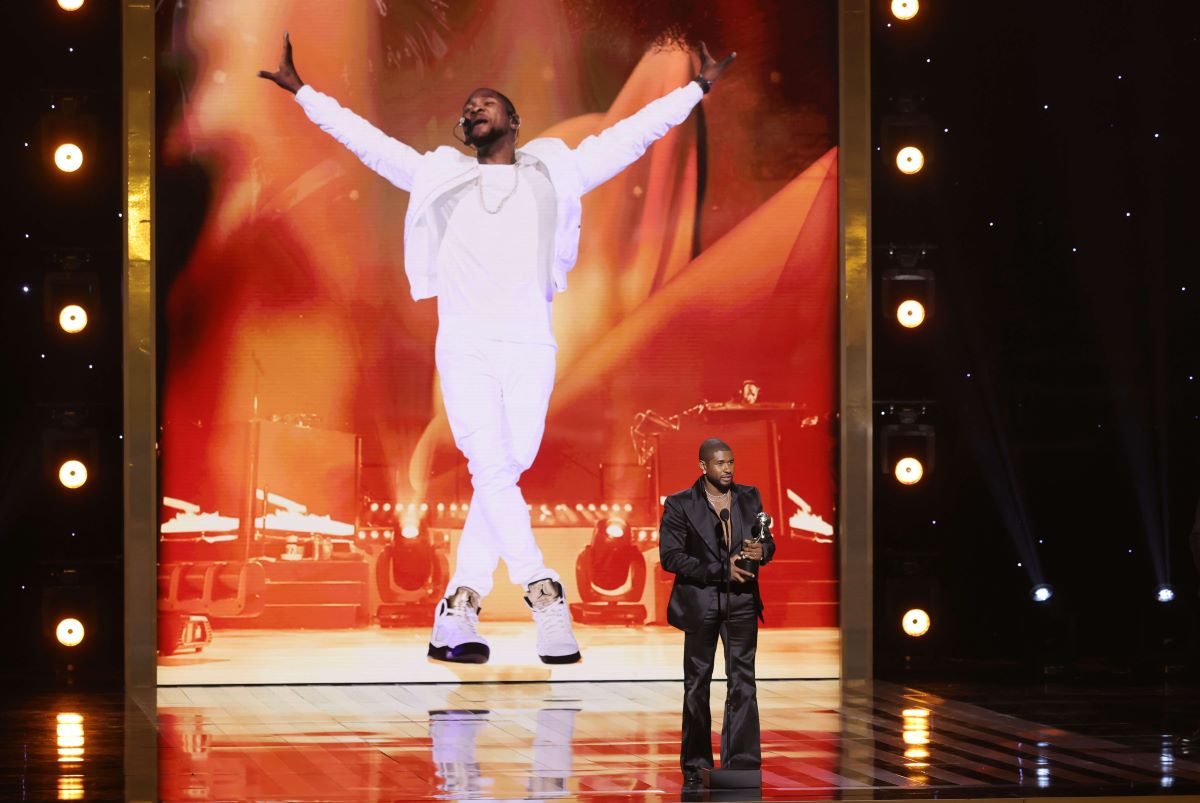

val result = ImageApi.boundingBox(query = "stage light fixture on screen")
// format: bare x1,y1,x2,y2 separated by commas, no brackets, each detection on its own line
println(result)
902,608,930,637
882,108,935,179
54,143,84,173
880,404,935,484
1156,585,1176,603
43,569,99,660
881,252,935,330
1031,584,1053,603
43,258,99,336
58,304,88,334
58,0,85,10
896,299,926,328
376,522,451,626
895,145,925,174
570,518,648,625
891,0,919,20
43,97,97,180
55,617,85,646
894,457,924,485
58,459,88,489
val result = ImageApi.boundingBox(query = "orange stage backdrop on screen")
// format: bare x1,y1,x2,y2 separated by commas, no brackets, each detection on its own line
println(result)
155,0,839,683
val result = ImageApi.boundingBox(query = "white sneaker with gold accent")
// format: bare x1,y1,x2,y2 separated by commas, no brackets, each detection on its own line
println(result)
427,587,490,664
524,579,581,664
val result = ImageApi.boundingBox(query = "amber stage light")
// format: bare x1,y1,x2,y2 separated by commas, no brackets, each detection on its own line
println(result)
58,0,86,9
901,608,930,637
57,776,84,800
58,459,88,489
894,456,924,485
891,0,919,20
54,143,84,173
56,713,85,768
55,617,85,647
895,145,925,175
896,299,926,328
58,304,88,334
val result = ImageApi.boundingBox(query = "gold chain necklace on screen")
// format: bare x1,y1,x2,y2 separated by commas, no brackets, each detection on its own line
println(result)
478,166,519,214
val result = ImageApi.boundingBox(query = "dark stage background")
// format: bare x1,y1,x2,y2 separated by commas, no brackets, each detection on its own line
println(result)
0,2,125,686
872,0,1200,677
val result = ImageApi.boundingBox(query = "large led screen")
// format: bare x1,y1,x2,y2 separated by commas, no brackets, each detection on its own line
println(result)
155,0,839,683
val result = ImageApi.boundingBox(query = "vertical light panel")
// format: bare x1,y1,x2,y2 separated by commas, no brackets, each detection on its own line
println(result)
838,0,874,684
123,0,157,800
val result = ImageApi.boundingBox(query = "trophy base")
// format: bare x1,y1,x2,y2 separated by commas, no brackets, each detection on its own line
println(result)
702,767,762,789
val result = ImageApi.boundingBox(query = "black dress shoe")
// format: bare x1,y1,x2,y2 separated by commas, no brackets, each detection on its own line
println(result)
682,770,705,787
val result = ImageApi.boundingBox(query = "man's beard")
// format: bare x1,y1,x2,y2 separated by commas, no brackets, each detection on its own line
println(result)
465,123,504,149
708,475,733,491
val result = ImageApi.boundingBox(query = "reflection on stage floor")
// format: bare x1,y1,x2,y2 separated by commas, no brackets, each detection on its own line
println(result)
151,680,1200,800
10,681,1200,800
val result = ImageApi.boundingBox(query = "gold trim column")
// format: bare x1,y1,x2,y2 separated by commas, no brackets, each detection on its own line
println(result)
838,0,873,684
123,1,157,799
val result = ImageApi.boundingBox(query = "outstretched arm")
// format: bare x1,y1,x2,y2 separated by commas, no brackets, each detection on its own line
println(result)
257,31,306,94
574,42,736,194
257,33,423,192
694,41,738,93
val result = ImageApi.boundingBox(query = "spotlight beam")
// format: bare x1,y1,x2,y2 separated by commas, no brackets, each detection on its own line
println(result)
1108,373,1170,589
1069,225,1172,592
956,365,1046,584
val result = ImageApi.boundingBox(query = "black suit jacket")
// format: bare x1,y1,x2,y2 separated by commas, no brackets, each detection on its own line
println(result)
659,479,777,632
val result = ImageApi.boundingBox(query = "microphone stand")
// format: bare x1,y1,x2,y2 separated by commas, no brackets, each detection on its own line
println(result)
719,509,732,627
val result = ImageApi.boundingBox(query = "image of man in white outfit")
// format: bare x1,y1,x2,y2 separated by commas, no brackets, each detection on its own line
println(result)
259,34,736,665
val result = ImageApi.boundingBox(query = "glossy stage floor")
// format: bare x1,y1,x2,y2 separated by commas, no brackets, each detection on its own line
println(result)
156,625,840,684
13,679,1200,801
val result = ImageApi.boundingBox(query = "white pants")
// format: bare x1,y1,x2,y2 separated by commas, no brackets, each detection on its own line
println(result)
436,336,560,599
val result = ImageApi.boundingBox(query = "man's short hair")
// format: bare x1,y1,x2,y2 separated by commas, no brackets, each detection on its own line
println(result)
466,87,518,119
699,438,732,461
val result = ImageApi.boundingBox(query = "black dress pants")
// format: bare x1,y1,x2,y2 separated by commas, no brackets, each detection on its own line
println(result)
680,587,760,772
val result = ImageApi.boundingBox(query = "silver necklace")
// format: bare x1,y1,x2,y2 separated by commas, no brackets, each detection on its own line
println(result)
478,165,519,214
704,485,730,503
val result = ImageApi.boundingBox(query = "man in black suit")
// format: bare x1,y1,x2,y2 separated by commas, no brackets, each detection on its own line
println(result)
659,437,776,786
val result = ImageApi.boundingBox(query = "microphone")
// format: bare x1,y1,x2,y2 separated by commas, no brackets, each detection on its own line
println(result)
453,117,471,145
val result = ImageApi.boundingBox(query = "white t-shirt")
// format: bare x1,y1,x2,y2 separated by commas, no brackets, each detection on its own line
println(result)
435,163,555,346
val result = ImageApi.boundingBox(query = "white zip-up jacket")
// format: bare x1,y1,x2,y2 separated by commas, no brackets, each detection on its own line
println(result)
295,81,704,300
